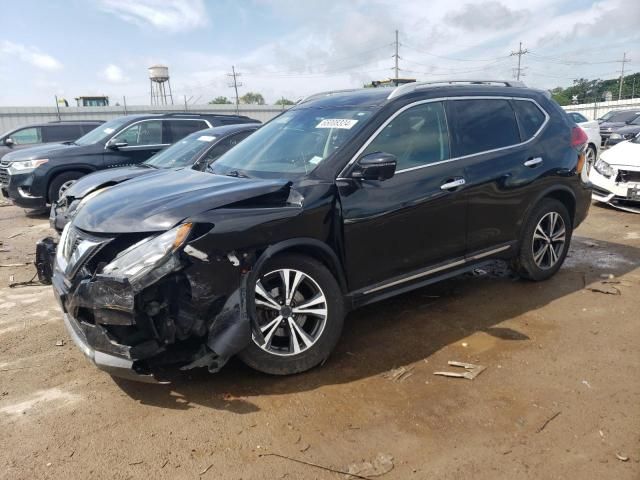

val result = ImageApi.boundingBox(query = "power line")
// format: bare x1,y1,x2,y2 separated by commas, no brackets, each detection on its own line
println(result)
510,42,529,81
227,65,242,114
401,42,508,62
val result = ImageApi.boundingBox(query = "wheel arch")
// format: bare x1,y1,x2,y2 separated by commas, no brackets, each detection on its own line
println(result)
521,186,577,234
250,238,348,294
46,167,95,202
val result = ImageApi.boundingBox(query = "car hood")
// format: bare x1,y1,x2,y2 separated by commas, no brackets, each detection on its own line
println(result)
612,125,640,135
64,165,160,200
601,140,640,167
1,142,79,161
72,169,291,233
599,121,628,131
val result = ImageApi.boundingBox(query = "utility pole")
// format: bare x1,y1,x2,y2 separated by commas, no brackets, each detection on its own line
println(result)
510,42,529,81
618,52,630,100
227,65,242,115
54,95,61,121
122,95,128,115
392,29,400,81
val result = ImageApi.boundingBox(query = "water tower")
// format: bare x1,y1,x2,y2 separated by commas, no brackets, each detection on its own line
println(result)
149,65,174,106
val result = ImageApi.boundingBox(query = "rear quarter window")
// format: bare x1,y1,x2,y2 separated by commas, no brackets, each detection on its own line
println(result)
42,125,84,142
449,99,520,157
513,100,547,140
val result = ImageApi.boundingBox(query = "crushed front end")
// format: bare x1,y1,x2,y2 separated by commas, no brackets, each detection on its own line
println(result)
51,222,253,382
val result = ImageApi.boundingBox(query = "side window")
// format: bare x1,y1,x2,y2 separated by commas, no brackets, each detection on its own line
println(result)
568,112,587,124
81,124,100,134
10,127,42,145
513,100,547,140
42,125,83,142
362,102,450,171
112,120,163,146
204,143,233,165
226,131,253,148
167,120,208,143
450,99,520,157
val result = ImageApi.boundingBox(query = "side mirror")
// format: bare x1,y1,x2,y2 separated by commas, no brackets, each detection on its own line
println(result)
106,139,128,149
351,152,397,181
4,137,14,147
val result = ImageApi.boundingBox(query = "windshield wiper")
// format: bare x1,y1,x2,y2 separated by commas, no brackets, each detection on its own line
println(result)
140,163,157,169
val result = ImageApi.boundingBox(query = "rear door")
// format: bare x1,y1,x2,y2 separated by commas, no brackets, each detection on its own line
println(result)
339,101,468,291
450,97,548,254
104,119,168,167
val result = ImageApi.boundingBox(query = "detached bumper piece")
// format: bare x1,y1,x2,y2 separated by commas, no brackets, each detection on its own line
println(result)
35,237,57,284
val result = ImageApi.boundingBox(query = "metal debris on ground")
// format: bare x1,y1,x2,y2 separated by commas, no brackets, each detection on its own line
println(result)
55,340,65,347
433,361,486,380
346,452,394,479
615,453,629,462
383,366,415,382
587,284,621,295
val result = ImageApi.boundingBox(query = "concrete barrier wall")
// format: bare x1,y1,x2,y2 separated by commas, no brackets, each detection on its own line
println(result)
0,104,288,133
561,98,640,120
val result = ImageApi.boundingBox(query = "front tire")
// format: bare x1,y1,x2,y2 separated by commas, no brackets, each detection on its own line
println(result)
48,171,84,204
514,199,572,281
239,254,345,375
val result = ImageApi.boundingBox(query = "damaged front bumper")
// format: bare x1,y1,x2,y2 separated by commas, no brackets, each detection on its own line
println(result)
590,168,640,213
50,226,255,382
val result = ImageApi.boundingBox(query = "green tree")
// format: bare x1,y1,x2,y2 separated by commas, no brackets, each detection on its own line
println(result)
240,92,265,105
275,97,295,106
209,96,232,104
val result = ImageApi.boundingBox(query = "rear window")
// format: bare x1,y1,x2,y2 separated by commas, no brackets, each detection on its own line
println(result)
449,99,520,157
42,125,83,142
514,100,547,140
166,120,209,143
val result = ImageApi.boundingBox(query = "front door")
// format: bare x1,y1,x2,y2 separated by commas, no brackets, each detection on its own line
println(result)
338,101,468,291
105,119,168,168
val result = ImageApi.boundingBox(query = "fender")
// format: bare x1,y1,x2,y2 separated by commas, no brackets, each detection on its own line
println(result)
519,184,577,236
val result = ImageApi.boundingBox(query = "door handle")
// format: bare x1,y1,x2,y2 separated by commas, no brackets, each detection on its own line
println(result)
524,157,543,167
440,178,466,190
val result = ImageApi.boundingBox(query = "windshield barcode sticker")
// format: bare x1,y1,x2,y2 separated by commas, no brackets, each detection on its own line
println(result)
316,119,358,129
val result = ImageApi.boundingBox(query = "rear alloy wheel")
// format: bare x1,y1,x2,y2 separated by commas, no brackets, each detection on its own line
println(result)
585,145,597,174
514,198,572,281
239,254,344,375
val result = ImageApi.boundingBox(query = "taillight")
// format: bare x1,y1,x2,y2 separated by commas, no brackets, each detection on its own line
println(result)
571,126,588,150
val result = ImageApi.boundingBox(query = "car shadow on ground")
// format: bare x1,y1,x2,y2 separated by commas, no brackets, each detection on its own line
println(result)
115,236,639,412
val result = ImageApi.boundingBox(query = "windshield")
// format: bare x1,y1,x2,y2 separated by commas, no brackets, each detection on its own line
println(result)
210,107,374,179
145,132,217,168
74,116,133,146
607,111,640,123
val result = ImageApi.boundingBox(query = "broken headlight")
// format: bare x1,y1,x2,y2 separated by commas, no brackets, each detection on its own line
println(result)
102,223,192,289
594,159,615,178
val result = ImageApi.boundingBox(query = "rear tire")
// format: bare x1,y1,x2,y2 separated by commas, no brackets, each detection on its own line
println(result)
514,199,572,281
585,145,597,174
239,254,345,375
48,171,84,204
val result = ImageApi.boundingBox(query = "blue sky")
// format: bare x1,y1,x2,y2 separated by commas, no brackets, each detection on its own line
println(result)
0,0,638,106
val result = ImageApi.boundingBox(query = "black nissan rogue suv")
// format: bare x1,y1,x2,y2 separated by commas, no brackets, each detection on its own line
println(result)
0,112,258,210
48,81,591,382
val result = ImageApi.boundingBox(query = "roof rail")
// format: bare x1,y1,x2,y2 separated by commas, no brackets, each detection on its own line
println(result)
387,80,527,100
148,112,251,118
48,120,105,123
297,88,363,105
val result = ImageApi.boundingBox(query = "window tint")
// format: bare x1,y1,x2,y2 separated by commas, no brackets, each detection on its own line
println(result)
42,125,83,142
167,120,208,142
513,100,547,140
568,112,587,124
11,127,42,145
112,120,163,146
362,102,449,171
450,99,520,157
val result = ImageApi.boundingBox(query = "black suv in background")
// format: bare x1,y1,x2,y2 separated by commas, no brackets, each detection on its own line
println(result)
0,120,104,159
0,113,258,209
599,110,640,146
49,81,591,382
50,123,260,232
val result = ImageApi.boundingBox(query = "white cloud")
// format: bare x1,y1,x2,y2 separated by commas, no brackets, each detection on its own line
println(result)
103,64,129,83
99,0,208,33
0,40,62,71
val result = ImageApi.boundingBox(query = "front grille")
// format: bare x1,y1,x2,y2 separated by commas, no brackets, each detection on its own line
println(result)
0,168,9,186
617,170,640,183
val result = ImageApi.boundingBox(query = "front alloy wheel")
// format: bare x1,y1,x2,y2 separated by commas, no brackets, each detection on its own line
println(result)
239,254,344,375
253,268,328,356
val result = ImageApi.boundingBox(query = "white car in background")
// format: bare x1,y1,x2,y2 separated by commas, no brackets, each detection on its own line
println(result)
567,112,601,172
590,133,640,213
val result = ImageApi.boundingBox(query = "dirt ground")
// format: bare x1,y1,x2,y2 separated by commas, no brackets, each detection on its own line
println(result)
0,200,638,480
